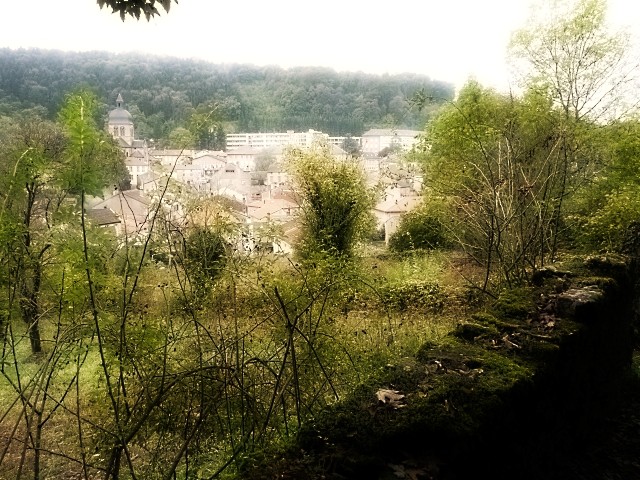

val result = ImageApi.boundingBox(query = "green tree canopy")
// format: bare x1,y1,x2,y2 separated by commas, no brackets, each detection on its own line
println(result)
0,91,127,353
188,104,226,150
58,90,128,194
0,49,453,141
388,203,451,252
421,81,584,290
569,119,640,251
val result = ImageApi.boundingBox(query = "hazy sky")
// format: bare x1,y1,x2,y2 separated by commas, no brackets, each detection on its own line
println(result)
2,0,639,92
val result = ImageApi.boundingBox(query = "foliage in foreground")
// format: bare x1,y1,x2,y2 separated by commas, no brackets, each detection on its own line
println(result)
569,120,640,252
412,0,639,292
420,83,578,291
0,139,453,480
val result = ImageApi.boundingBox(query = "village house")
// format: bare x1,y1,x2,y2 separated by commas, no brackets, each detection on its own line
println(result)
270,219,300,255
137,171,166,193
172,164,208,189
246,194,299,223
125,151,150,186
324,144,350,161
373,195,422,243
266,170,290,189
207,162,253,203
226,145,261,171
90,189,152,239
361,154,381,175
192,151,227,173
150,149,195,166
86,208,122,236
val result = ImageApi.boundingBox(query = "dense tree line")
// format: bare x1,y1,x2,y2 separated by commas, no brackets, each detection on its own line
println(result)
0,48,453,142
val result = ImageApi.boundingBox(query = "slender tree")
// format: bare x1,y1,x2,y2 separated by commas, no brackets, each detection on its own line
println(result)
0,119,66,353
507,0,637,258
421,82,575,290
509,0,637,122
0,91,125,354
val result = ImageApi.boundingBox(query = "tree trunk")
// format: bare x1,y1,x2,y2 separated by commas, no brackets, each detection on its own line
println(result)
20,258,44,354
28,321,42,354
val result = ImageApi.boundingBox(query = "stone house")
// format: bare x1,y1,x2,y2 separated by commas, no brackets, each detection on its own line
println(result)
90,189,151,239
373,195,422,243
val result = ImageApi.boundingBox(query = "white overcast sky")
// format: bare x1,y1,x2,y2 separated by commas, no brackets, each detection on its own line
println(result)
1,0,639,93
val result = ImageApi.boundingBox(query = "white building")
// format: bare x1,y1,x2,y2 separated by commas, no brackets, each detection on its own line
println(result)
150,149,195,166
208,163,253,202
327,136,361,147
361,129,421,155
226,129,329,150
125,152,150,186
226,146,261,171
90,189,152,239
192,152,227,173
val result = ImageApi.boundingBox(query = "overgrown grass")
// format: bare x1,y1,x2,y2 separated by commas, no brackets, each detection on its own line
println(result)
0,247,463,479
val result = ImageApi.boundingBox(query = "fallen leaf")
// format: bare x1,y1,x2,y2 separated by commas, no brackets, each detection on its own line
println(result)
376,389,406,408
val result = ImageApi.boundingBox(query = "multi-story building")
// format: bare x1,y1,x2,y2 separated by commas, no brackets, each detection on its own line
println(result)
327,136,361,147
226,129,330,150
226,129,361,152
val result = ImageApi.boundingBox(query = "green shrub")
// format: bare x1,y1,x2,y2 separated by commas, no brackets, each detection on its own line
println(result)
388,207,449,252
181,226,227,294
288,147,377,260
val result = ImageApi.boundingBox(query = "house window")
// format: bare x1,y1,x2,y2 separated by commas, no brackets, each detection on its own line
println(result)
120,126,125,136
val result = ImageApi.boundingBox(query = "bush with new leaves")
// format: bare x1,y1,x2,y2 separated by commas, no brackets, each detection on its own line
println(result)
288,146,377,260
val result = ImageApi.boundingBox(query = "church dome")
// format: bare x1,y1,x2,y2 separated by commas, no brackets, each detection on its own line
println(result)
108,93,133,124
109,107,133,124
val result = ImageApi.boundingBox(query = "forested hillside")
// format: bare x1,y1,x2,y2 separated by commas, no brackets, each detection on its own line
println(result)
0,48,453,141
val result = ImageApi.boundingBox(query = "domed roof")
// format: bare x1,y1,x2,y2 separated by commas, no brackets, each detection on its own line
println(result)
109,107,133,124
108,93,133,124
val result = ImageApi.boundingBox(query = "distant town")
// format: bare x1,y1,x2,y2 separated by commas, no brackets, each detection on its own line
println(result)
90,94,425,254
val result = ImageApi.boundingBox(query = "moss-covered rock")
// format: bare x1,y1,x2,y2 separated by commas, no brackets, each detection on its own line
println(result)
491,287,536,320
451,321,500,341
471,312,521,332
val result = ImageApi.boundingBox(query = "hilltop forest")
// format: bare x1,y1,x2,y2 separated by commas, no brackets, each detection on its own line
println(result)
0,48,453,142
